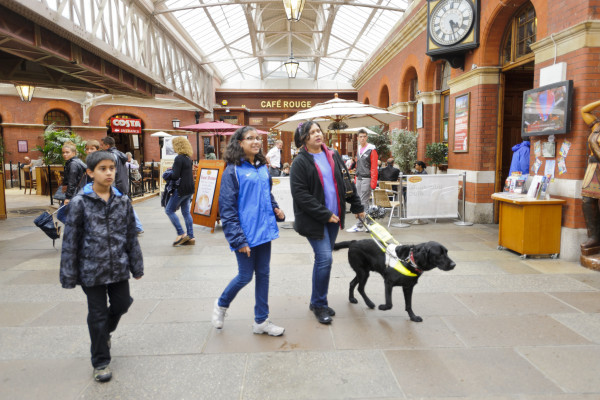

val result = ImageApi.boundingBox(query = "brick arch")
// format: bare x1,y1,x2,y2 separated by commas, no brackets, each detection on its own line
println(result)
378,85,390,108
364,97,370,104
34,100,80,125
422,58,442,92
477,0,540,66
399,66,418,103
363,91,371,104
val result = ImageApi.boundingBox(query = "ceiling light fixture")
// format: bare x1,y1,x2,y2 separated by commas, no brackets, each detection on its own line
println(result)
282,0,305,22
15,84,35,102
284,52,299,78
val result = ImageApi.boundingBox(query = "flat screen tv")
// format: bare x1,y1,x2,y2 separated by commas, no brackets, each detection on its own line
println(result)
521,80,573,137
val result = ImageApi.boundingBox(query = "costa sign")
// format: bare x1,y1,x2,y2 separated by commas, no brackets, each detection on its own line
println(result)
110,117,142,134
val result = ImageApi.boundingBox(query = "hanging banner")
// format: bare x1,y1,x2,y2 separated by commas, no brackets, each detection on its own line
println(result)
110,117,142,134
406,174,459,219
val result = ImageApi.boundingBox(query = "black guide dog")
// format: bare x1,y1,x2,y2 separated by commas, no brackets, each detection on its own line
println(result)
334,240,455,322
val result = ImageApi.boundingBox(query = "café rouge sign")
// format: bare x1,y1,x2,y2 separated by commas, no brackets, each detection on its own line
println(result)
110,117,142,134
260,100,312,109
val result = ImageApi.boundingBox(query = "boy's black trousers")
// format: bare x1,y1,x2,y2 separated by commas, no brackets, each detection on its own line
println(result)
82,280,133,368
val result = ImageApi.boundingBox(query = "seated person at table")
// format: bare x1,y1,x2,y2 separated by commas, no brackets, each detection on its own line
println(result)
378,158,400,182
414,161,427,174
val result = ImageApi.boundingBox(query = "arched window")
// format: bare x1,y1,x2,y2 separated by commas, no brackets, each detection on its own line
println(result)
502,3,537,66
440,62,451,143
43,109,71,127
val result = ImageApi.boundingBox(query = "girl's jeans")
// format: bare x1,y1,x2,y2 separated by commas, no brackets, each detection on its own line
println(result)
165,191,194,238
218,242,271,324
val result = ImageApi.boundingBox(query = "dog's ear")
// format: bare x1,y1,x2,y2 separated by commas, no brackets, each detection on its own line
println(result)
413,244,432,270
395,245,411,259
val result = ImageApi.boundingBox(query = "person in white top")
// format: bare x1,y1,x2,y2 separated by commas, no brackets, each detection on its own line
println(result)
266,140,283,176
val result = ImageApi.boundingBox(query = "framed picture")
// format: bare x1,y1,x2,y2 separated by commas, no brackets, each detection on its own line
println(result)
521,80,573,137
453,93,470,152
416,101,423,129
17,140,28,153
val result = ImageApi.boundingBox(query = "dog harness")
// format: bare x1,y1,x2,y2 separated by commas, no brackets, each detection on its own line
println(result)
360,215,421,277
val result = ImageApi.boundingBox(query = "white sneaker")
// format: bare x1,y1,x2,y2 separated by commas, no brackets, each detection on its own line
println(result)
253,319,285,336
212,299,227,329
346,224,365,233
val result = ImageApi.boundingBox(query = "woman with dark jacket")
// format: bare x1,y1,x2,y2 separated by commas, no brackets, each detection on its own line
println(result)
165,136,195,246
212,126,286,336
290,121,365,324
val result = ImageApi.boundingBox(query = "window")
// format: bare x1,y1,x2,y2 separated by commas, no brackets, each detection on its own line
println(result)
43,109,70,127
502,3,536,67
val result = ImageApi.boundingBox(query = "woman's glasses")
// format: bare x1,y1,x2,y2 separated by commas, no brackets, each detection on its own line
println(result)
243,136,262,142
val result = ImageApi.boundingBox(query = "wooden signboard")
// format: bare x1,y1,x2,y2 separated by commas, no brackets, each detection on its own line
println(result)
191,160,226,233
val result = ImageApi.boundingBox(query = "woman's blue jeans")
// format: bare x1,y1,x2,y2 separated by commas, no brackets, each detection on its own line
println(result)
307,223,339,307
165,191,194,238
218,242,271,324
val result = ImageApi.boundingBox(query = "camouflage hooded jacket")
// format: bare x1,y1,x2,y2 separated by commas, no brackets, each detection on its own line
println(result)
60,183,144,288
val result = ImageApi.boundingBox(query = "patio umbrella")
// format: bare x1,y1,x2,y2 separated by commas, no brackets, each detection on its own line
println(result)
272,94,405,132
177,121,243,160
150,131,172,137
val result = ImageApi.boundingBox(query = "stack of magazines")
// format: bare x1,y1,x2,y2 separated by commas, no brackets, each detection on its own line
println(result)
527,175,551,199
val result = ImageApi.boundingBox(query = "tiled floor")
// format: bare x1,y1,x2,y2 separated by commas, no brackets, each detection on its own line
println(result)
1,188,599,399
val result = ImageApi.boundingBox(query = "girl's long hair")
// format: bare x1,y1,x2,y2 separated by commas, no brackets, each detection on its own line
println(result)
294,121,322,148
223,126,267,166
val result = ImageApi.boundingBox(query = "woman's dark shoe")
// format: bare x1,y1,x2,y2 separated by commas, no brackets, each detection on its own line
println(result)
181,238,195,246
309,303,335,316
312,306,332,324
173,235,190,246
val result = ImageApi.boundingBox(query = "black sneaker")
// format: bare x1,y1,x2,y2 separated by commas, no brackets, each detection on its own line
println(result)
312,306,333,324
93,365,112,382
309,303,335,316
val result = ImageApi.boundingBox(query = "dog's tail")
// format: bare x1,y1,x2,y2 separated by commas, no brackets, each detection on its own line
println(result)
333,240,355,251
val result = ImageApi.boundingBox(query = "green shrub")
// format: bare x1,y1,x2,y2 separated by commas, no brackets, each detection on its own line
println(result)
389,128,418,174
425,142,448,167
367,126,390,160
34,125,86,165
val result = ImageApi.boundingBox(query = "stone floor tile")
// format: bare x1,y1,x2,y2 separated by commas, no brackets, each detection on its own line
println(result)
144,298,213,324
518,346,600,393
525,259,595,274
242,350,403,400
331,315,464,350
0,358,92,400
203,318,335,354
444,315,592,347
8,257,61,271
385,348,562,398
454,292,579,315
5,269,59,285
491,259,542,274
0,270,26,283
0,325,89,360
362,293,473,319
78,354,245,400
550,313,600,343
567,273,600,290
550,291,600,313
0,302,56,326
484,274,596,292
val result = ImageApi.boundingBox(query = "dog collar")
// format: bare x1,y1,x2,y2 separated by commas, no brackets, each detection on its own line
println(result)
408,251,423,274
385,244,418,277
392,259,418,277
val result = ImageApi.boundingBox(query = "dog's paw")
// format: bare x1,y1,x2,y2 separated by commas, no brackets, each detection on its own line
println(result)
366,302,375,309
349,297,358,304
378,304,391,311
410,315,423,322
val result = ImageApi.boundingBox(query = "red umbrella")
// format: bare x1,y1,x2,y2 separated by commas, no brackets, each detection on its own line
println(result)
177,121,243,159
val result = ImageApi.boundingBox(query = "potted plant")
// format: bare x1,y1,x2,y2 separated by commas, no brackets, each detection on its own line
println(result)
367,126,391,160
34,125,86,165
425,142,448,174
389,128,418,174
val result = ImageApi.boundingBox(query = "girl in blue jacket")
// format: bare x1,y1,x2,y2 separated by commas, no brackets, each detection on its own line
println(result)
213,126,286,336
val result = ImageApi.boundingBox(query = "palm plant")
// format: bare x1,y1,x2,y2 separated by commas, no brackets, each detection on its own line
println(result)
34,125,86,165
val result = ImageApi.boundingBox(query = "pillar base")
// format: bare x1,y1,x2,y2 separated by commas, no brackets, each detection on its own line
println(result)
580,253,600,271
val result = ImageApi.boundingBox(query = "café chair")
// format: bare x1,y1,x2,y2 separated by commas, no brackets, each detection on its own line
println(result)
23,167,35,195
372,188,401,228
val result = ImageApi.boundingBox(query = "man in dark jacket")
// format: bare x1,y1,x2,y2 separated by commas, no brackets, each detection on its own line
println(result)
101,136,144,233
101,136,129,195
378,158,400,182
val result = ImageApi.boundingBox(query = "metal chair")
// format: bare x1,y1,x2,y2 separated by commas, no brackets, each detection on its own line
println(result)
371,188,401,227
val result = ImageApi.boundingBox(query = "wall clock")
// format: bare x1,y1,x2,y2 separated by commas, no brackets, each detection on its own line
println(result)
426,0,480,69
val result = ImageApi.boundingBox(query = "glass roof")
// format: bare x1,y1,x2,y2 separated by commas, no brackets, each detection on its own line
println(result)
158,0,411,85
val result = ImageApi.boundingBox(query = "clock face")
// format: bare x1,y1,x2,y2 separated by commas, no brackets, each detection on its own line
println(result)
429,0,475,46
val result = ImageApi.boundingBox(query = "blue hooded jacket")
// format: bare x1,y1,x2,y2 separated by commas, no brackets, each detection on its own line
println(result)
509,141,530,175
219,161,282,251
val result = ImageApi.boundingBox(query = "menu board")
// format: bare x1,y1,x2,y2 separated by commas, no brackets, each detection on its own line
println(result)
190,160,226,232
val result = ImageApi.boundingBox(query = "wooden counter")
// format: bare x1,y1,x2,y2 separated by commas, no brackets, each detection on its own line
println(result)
35,166,64,195
491,192,566,258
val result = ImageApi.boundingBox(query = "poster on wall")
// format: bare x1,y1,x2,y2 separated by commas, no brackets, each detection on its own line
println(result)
453,93,469,152
161,137,177,160
416,101,423,129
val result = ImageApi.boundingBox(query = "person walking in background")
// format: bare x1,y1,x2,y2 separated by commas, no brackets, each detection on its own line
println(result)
60,150,144,383
101,136,144,234
378,158,400,182
290,121,365,325
205,145,217,160
56,142,87,224
347,129,377,232
85,140,100,155
266,139,283,176
165,136,196,246
212,126,286,336
414,161,428,174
